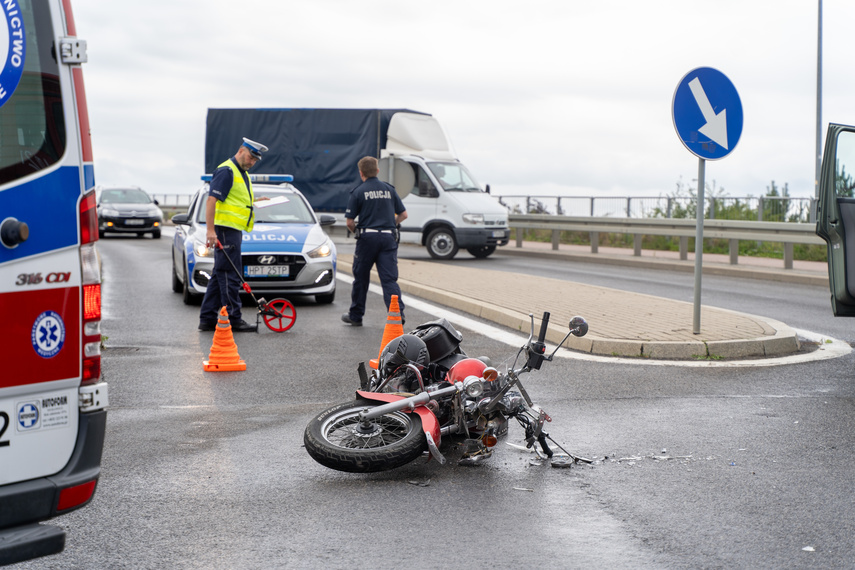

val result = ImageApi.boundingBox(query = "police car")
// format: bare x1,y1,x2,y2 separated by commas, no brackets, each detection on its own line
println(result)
171,175,337,305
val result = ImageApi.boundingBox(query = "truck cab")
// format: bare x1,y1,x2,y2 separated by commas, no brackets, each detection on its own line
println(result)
383,156,509,259
379,113,509,260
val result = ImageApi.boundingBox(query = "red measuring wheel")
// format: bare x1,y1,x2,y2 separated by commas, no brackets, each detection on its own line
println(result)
262,298,296,332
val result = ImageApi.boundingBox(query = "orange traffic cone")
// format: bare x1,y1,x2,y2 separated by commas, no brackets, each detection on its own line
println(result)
203,307,247,372
369,295,405,369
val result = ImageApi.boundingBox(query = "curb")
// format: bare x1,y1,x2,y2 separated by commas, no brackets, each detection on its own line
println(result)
336,258,801,361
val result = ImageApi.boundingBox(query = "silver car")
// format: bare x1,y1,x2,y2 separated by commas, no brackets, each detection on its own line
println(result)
171,179,337,305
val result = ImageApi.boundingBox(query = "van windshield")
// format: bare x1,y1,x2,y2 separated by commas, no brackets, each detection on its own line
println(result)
427,162,482,192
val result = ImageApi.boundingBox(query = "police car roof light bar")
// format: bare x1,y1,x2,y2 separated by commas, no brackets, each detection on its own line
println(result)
200,174,294,183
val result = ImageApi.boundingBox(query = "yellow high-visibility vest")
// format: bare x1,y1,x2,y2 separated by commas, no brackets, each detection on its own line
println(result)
213,159,254,232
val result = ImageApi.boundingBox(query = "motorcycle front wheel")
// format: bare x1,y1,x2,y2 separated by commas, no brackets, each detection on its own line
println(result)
304,399,427,473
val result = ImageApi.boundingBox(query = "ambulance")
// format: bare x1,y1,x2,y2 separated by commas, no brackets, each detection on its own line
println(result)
0,0,107,564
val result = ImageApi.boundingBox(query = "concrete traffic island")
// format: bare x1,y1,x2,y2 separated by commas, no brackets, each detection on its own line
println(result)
337,255,801,360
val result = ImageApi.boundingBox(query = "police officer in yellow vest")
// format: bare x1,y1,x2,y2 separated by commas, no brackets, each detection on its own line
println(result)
199,137,268,332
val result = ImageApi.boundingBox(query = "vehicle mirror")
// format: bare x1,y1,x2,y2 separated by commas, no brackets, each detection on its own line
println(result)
319,214,336,226
485,184,491,194
569,316,588,337
171,213,190,225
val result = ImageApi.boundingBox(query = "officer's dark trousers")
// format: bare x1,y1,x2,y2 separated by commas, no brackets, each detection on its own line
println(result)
199,226,244,324
349,232,404,322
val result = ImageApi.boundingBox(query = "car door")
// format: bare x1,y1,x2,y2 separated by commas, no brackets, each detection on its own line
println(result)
816,123,855,316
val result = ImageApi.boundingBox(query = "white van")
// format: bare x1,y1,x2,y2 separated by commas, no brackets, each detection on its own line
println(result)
0,0,107,564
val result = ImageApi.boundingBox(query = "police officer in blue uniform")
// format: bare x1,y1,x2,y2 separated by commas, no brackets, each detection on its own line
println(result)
342,156,408,326
198,138,268,332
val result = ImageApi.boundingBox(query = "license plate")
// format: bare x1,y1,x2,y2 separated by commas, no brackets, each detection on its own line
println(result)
245,265,290,278
492,230,506,238
125,219,145,225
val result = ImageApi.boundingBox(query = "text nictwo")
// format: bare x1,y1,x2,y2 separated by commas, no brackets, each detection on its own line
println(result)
4,0,25,68
363,190,391,200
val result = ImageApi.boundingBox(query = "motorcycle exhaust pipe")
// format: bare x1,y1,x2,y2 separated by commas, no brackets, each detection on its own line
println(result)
359,383,461,421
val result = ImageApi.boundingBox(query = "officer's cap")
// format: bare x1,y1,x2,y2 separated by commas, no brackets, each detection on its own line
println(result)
242,137,268,160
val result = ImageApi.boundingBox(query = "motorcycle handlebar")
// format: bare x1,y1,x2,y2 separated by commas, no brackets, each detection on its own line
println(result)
537,312,550,345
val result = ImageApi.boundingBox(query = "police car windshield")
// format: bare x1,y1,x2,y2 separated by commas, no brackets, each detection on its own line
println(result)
427,162,482,192
198,189,316,224
101,188,153,204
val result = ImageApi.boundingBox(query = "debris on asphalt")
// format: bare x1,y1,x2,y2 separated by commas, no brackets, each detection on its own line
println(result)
513,487,534,492
802,546,815,552
407,478,431,487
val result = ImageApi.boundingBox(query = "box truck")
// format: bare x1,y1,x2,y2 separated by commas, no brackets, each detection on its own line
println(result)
205,108,510,260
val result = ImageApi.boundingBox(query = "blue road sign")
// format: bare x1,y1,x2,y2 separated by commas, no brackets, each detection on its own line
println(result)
672,67,743,160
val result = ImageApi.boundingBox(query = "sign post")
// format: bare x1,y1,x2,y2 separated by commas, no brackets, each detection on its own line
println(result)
672,67,743,334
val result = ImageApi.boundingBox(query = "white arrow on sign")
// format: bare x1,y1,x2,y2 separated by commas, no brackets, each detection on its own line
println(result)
688,77,728,150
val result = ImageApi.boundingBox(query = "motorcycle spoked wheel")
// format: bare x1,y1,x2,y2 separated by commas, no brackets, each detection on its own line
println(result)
262,298,296,332
304,398,427,473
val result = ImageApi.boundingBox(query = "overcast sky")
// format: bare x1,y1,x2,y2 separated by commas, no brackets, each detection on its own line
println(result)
73,1,854,200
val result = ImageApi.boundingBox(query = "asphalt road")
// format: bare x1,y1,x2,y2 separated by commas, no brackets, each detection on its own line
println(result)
15,236,855,569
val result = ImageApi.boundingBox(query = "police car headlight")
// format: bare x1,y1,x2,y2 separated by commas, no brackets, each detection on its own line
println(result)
194,241,212,257
307,239,332,258
462,214,485,224
101,208,119,217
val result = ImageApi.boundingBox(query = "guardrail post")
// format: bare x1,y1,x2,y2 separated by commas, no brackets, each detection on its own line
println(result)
590,197,595,217
633,234,642,256
591,231,599,253
729,239,739,265
680,236,688,260
626,198,632,217
551,230,560,250
515,229,523,248
667,197,673,218
784,243,794,269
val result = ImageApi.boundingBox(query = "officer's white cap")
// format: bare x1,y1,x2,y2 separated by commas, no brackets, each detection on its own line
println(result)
241,137,268,160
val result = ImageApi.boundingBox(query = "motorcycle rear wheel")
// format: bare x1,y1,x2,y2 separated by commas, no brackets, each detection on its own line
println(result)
304,398,427,473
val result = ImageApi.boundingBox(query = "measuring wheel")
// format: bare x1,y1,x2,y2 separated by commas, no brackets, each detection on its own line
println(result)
261,298,296,332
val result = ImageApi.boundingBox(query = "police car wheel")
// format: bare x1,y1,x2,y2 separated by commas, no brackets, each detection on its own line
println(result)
427,227,459,260
171,253,182,293
182,260,200,305
316,290,335,304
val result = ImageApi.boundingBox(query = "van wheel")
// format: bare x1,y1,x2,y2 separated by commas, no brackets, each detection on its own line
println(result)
466,246,496,259
426,228,458,260
152,229,161,239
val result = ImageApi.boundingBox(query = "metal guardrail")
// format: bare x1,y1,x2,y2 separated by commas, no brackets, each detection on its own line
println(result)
508,214,824,270
497,195,817,222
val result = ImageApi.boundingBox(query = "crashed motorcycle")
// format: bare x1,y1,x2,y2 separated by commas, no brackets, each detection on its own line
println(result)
304,311,589,473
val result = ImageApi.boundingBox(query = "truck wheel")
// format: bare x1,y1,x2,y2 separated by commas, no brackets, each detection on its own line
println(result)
466,246,496,259
426,228,458,260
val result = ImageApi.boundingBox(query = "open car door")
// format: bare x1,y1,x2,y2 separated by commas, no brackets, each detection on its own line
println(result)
817,123,855,316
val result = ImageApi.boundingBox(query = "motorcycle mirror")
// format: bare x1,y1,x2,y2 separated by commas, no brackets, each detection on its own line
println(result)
569,316,588,337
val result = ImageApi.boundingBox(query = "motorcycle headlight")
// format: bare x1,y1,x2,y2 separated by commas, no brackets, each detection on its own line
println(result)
194,241,212,257
307,239,332,258
462,213,485,225
463,376,485,398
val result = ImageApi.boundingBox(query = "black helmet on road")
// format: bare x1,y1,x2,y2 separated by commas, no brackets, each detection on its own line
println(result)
380,334,429,377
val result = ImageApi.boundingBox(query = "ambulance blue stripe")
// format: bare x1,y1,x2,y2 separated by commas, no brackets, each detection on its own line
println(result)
0,167,81,265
